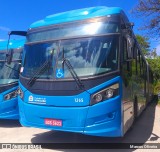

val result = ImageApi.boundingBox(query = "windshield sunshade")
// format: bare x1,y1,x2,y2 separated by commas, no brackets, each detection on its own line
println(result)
27,16,120,43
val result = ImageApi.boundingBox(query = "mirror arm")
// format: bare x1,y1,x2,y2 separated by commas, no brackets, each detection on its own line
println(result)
6,30,26,64
8,31,27,36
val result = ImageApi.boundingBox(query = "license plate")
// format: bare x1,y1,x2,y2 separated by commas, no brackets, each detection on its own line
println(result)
44,119,62,127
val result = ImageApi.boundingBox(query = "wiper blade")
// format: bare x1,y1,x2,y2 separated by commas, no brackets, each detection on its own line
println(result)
5,64,20,73
62,58,84,90
27,60,50,87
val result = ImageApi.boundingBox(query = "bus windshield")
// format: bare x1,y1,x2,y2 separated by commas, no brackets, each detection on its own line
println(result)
22,35,119,79
0,49,22,85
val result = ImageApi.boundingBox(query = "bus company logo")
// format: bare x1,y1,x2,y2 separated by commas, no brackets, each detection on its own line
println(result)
28,95,33,102
28,95,46,105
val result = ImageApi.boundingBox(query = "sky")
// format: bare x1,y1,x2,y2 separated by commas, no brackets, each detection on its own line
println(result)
0,0,159,55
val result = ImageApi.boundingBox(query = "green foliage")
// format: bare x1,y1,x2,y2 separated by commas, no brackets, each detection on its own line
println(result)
154,81,160,94
136,34,150,55
147,57,160,95
147,48,157,58
135,34,160,95
147,57,160,82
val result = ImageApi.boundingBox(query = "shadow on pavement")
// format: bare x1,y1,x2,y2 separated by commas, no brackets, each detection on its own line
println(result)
31,97,158,151
0,119,21,128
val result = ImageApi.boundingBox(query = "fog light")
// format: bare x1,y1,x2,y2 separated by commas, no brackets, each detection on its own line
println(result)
106,89,114,98
94,94,103,102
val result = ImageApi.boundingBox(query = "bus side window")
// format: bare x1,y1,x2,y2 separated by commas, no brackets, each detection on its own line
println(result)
136,51,137,75
123,37,127,62
139,52,142,76
123,37,132,72
137,49,140,76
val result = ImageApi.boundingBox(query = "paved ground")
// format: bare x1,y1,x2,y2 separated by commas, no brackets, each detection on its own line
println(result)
0,101,159,152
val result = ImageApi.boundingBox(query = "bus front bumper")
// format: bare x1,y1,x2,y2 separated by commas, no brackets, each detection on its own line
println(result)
19,97,122,137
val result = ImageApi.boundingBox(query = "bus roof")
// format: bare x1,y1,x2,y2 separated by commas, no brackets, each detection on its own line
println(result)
30,6,123,29
0,39,25,51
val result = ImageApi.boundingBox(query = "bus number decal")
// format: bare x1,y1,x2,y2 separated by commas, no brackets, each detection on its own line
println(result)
75,98,84,102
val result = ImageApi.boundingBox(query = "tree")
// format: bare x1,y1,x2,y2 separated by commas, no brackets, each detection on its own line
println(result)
136,34,150,55
148,48,157,58
147,57,160,94
147,57,160,82
132,0,160,37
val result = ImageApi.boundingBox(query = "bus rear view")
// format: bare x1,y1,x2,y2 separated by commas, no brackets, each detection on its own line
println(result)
0,39,24,119
18,7,153,137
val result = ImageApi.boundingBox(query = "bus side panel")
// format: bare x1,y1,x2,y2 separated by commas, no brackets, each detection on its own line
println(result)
0,87,19,119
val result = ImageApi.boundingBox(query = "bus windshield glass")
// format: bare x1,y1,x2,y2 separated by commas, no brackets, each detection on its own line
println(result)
22,35,119,79
0,49,22,85
27,15,120,43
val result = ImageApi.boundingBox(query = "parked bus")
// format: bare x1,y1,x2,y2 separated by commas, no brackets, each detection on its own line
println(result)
0,39,24,119
13,6,153,136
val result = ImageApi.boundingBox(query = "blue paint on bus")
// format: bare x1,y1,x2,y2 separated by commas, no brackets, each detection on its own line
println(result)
30,6,123,28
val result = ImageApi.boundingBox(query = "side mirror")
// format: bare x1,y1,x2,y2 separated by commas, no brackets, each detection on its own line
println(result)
6,30,27,64
6,49,13,64
126,35,134,59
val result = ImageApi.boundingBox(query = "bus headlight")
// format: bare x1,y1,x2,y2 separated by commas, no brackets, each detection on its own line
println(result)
105,89,114,98
94,94,103,102
17,87,24,100
4,94,11,101
90,83,119,105
3,90,18,101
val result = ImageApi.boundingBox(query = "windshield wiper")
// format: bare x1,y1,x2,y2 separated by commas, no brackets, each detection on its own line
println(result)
62,58,84,90
27,60,51,87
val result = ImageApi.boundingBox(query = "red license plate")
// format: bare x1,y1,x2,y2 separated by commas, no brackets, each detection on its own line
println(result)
44,119,62,127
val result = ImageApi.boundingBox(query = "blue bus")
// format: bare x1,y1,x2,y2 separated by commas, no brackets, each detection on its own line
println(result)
15,6,153,136
0,39,24,119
